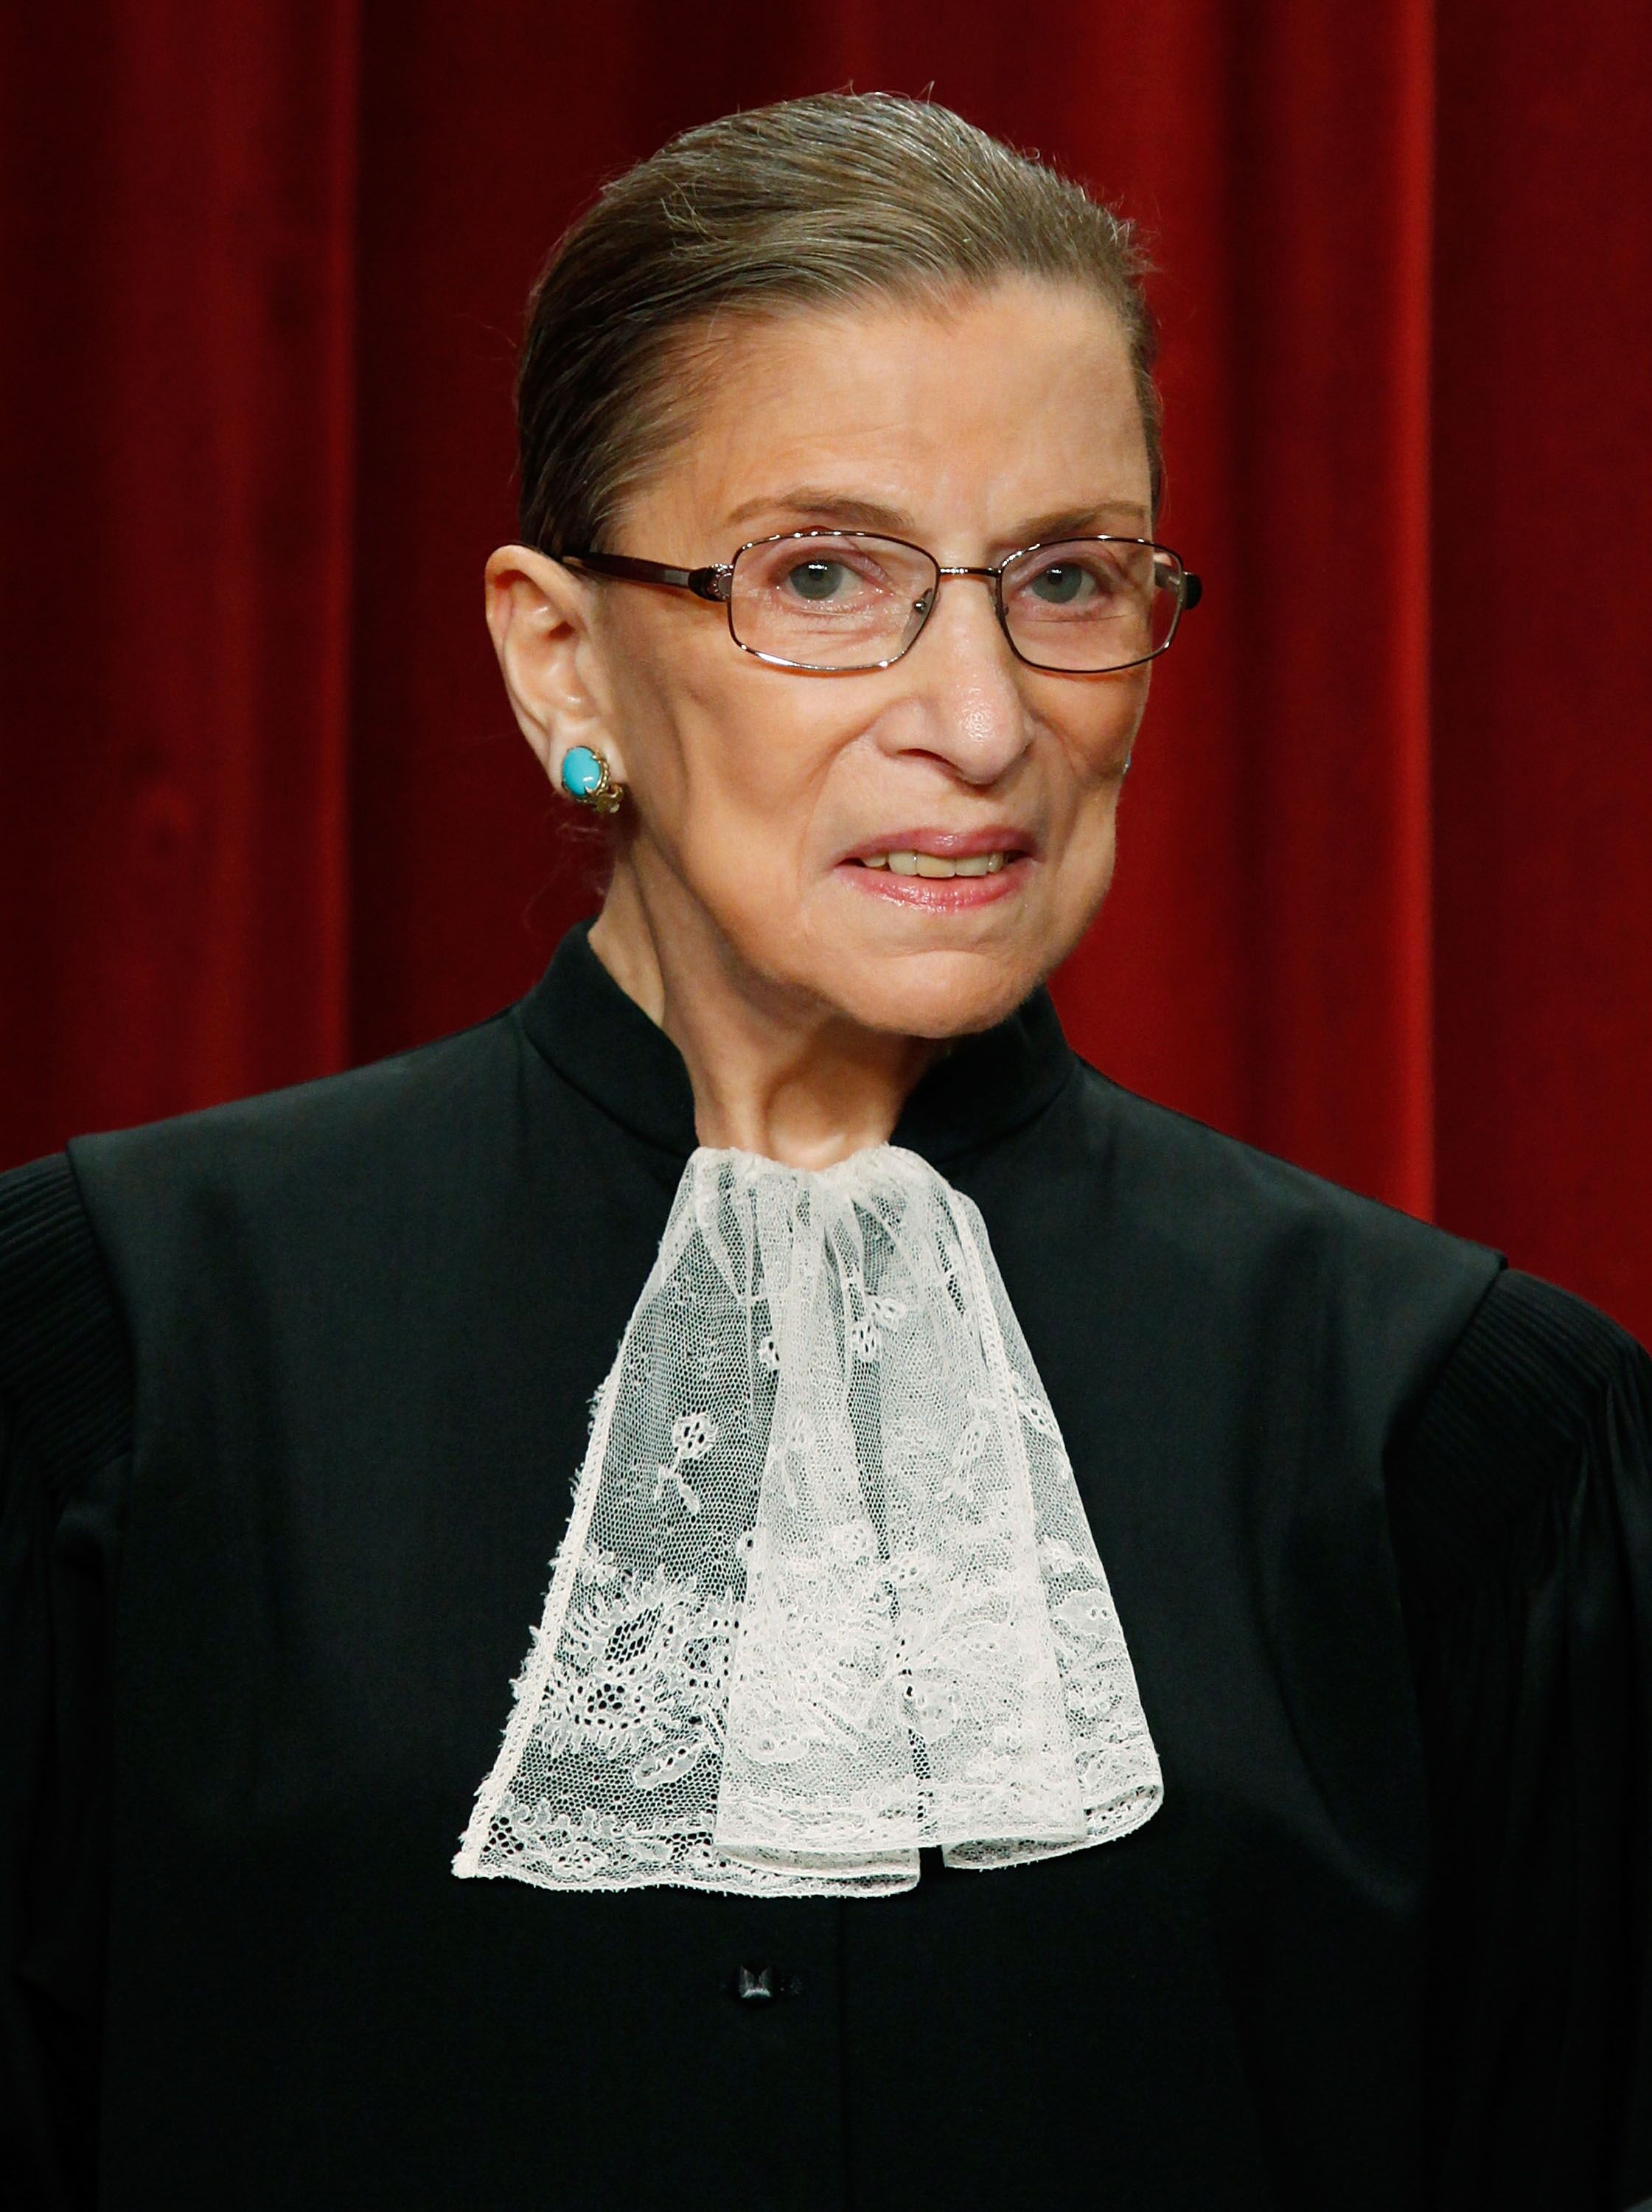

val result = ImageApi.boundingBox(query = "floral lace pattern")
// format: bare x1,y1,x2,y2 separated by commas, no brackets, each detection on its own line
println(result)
454,1146,1162,1897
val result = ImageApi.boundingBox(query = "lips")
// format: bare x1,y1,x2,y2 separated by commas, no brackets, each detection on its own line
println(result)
862,849,1007,877
834,828,1034,910
837,827,1035,867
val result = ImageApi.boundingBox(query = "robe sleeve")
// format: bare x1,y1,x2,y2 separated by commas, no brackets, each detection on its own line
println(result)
1387,1267,1652,2211
0,1155,130,2212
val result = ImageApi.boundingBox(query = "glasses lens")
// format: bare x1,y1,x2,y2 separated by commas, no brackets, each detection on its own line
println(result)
730,535,938,668
1000,540,1182,671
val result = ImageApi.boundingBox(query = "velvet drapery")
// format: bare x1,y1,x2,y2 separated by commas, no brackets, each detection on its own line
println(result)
2,3,1648,1338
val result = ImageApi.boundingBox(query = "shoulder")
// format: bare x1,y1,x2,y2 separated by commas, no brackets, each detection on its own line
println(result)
1073,1056,1474,1258
71,1004,523,1206
1062,1068,1652,1586
5,1006,545,1384
0,1152,132,1496
1387,1267,1652,1601
1409,1268,1647,1445
59,1004,531,1273
1063,1059,1505,1363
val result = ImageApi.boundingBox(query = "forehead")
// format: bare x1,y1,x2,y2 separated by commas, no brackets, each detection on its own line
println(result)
637,277,1151,545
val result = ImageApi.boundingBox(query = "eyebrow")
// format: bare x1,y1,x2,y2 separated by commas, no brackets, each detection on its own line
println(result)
722,487,1153,543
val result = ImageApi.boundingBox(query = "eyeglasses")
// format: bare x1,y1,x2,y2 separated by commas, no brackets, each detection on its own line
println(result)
558,529,1202,675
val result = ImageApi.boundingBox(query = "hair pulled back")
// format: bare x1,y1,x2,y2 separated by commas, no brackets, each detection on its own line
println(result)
516,92,1161,557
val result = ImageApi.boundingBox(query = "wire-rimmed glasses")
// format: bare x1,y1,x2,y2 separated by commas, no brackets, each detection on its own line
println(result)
559,529,1202,675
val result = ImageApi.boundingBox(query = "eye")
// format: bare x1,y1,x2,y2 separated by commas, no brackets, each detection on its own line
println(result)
783,558,855,602
1026,560,1108,606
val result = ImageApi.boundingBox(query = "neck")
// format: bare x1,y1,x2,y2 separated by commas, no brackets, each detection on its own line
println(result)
588,862,942,1169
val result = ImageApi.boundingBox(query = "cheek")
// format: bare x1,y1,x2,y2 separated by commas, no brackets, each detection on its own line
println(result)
1051,787,1121,913
1046,672,1149,821
1036,677,1146,908
1080,668,1149,764
613,639,845,890
682,695,841,863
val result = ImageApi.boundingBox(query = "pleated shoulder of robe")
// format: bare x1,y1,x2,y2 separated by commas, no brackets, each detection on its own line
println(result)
3,920,1650,2212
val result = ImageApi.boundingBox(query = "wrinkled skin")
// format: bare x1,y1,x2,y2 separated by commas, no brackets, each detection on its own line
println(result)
487,276,1155,1165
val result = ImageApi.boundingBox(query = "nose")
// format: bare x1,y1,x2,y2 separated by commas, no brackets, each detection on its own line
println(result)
872,568,1034,786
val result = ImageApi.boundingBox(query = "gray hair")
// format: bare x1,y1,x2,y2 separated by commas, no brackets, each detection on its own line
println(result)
516,91,1162,555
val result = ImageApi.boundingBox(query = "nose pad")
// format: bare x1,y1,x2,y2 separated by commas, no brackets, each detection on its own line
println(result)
888,590,935,665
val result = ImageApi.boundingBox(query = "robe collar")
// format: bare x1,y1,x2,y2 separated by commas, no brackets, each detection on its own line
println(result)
517,917,1077,1166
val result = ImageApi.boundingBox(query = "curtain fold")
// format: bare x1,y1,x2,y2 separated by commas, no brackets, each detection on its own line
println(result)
2,1,1647,1341
0,1,359,1127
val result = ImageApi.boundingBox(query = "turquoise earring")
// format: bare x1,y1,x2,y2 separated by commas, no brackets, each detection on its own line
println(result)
560,745,624,816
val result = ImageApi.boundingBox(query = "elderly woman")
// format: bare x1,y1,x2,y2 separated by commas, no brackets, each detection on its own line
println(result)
3,92,1649,2212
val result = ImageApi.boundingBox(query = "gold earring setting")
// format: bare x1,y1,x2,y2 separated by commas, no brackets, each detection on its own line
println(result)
560,745,624,815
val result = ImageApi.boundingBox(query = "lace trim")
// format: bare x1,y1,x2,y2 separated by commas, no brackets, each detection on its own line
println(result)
455,1144,1162,1897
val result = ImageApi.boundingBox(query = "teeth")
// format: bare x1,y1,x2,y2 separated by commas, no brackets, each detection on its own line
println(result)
861,850,1011,877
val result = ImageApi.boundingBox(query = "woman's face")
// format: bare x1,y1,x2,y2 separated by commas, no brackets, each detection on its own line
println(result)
545,276,1157,1039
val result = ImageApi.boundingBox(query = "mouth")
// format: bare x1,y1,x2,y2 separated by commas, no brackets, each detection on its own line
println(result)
834,828,1036,910
859,849,1011,878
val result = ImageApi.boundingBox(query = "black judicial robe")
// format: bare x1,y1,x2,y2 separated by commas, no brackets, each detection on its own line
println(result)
3,922,1651,2211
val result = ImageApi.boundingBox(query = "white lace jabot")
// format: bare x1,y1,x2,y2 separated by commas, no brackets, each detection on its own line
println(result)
453,1143,1161,1897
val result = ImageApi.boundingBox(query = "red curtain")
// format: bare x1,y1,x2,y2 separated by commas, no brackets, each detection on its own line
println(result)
4,3,1649,1340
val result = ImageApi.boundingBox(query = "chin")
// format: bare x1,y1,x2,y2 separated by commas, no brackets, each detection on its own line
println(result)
813,944,1052,1040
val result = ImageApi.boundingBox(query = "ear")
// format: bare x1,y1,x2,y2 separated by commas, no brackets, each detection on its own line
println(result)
484,544,626,790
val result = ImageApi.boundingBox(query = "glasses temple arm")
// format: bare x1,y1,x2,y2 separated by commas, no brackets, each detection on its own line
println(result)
557,550,733,603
